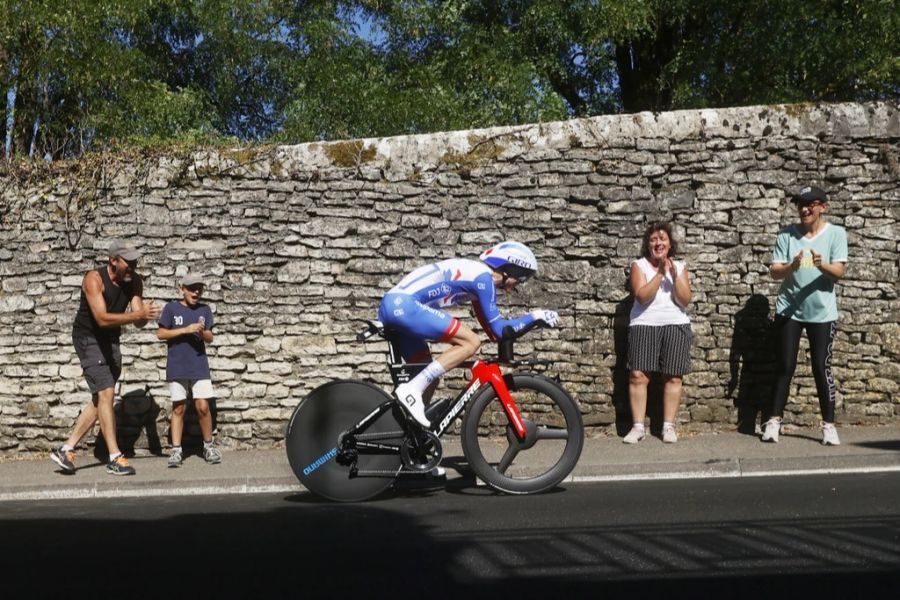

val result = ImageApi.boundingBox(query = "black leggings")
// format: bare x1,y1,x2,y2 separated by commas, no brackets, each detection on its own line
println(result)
771,318,837,422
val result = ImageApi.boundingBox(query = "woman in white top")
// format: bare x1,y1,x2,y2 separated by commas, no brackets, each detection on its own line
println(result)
624,222,693,444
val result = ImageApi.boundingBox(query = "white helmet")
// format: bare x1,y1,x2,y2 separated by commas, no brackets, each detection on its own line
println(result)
479,241,538,281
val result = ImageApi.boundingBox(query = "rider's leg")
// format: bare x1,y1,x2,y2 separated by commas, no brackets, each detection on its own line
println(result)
434,323,482,371
403,324,481,398
396,324,481,428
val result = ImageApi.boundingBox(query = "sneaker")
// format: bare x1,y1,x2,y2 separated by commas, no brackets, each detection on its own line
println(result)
761,418,781,443
106,455,136,476
622,426,645,444
167,447,183,468
50,447,76,473
204,444,222,464
662,424,678,444
394,383,431,428
821,422,841,446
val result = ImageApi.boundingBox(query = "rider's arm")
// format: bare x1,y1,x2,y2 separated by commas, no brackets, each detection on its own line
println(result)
470,272,536,341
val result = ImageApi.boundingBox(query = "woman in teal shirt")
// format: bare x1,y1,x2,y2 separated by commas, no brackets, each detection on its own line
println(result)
763,186,848,446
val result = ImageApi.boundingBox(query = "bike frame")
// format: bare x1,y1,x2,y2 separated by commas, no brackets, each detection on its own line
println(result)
341,358,528,456
433,360,527,439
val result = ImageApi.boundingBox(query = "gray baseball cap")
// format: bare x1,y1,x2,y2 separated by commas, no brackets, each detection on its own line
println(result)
108,239,141,261
180,273,205,287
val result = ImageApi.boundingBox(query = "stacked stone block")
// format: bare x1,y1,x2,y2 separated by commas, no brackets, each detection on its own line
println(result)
0,101,897,455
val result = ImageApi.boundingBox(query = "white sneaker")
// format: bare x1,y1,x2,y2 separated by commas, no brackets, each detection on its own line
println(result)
821,422,841,446
761,418,781,443
662,424,678,443
394,383,431,428
622,425,645,444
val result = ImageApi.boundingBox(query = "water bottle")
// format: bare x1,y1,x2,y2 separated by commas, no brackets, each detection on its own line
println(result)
197,316,205,338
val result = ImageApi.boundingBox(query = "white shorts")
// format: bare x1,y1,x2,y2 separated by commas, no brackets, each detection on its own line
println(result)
169,379,214,402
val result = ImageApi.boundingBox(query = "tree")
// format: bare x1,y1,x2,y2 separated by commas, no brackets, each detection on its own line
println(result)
2,0,896,158
356,0,899,114
277,1,570,141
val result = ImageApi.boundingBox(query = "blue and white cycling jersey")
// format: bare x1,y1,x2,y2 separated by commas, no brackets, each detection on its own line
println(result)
378,259,536,350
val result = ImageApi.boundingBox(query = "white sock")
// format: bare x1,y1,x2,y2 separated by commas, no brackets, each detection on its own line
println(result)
407,360,446,395
663,421,675,429
108,451,121,462
61,444,73,452
632,423,645,431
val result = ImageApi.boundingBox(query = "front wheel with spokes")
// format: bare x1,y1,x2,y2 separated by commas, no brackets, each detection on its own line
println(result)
461,373,584,494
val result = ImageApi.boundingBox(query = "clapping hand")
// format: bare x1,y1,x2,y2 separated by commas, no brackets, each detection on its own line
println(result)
811,249,823,268
142,299,161,320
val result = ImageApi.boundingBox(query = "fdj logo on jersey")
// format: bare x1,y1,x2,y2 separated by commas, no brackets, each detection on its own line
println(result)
303,447,338,476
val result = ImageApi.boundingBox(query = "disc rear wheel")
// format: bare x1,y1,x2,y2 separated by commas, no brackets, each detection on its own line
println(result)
286,380,403,502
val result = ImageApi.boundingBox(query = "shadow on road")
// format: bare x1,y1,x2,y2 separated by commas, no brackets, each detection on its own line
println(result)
854,440,900,452
3,496,899,598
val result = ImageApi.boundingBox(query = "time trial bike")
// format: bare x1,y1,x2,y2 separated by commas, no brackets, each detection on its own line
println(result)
285,319,584,502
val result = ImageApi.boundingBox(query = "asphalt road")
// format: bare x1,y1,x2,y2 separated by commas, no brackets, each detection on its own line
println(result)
4,473,899,599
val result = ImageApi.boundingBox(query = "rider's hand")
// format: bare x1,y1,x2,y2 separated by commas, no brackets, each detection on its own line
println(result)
531,309,560,327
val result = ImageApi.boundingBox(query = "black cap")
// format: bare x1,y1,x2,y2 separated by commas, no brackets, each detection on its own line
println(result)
791,185,828,205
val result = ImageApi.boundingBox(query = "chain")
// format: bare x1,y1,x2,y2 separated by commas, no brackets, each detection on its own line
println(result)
354,430,404,441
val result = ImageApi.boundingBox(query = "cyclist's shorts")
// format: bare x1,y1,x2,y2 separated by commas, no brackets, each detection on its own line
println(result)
378,293,460,360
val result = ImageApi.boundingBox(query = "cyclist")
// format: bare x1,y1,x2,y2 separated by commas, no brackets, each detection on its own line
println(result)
378,241,559,428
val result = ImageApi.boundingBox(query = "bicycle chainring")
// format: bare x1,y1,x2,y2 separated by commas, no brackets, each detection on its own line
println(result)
399,431,443,472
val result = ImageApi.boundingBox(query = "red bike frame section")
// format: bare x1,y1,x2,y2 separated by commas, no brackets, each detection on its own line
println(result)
470,360,527,439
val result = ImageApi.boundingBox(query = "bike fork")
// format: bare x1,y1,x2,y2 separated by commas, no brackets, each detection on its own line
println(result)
471,361,528,439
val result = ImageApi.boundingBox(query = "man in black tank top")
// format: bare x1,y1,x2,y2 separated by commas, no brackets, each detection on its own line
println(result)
50,240,161,476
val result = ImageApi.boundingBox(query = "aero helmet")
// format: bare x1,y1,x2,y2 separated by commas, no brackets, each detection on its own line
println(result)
479,241,538,281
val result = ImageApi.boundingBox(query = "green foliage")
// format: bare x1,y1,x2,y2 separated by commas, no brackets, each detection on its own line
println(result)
1,0,896,159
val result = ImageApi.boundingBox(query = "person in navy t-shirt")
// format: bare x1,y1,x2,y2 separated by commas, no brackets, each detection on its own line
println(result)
157,273,221,467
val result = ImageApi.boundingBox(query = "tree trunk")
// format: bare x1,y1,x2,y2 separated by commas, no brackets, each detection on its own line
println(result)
614,21,678,113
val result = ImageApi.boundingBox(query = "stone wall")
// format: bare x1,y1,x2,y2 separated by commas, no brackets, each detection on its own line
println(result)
1,101,898,455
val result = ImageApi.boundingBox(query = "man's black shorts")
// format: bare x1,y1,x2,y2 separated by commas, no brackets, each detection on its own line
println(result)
73,335,121,393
